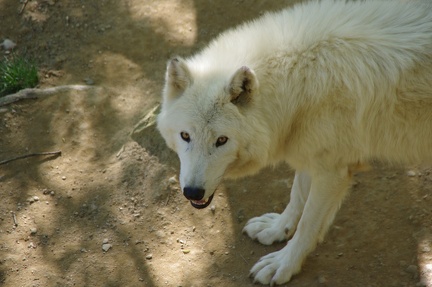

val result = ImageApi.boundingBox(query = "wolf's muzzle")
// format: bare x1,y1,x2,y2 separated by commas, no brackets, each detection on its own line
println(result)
183,187,214,209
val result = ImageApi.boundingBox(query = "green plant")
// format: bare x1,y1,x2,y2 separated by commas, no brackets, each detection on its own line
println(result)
0,55,39,97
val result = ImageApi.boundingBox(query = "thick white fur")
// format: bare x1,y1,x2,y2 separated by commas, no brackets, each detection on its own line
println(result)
157,0,432,285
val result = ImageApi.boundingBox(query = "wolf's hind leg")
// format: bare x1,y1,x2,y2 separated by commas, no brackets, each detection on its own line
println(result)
243,171,311,245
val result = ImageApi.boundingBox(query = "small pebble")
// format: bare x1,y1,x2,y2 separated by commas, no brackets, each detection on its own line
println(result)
30,228,37,235
210,205,216,212
168,176,177,184
33,196,39,202
0,39,16,50
102,243,112,252
407,170,417,177
421,246,431,253
84,78,94,85
318,275,327,284
146,254,153,260
62,176,66,180
182,249,190,254
103,238,109,244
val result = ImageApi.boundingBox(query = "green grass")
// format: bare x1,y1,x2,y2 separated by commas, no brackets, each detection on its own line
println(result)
0,55,39,97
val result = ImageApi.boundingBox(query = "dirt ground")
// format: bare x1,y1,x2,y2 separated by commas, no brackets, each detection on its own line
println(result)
0,0,431,286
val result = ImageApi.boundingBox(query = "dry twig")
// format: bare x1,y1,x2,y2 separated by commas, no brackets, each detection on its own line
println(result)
0,151,62,165
19,0,29,15
0,85,96,107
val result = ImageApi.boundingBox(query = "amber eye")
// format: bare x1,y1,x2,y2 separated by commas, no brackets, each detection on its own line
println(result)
180,132,190,142
216,136,228,147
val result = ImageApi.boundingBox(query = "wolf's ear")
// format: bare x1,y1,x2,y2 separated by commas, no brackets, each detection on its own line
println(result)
163,57,192,101
227,66,258,106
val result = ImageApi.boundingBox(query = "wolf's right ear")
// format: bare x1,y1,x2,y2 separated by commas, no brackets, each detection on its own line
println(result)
163,57,192,101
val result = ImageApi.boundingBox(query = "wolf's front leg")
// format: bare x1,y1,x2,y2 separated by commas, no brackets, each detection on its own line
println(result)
243,171,311,245
250,168,352,286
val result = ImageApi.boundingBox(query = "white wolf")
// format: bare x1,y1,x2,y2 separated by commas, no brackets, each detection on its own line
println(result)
157,0,432,285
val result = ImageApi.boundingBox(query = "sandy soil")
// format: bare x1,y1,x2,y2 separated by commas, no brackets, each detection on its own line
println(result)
0,0,431,286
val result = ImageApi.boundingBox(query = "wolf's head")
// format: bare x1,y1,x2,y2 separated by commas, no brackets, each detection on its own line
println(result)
157,57,267,209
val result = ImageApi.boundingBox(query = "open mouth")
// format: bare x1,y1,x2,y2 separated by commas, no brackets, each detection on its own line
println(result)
190,193,215,209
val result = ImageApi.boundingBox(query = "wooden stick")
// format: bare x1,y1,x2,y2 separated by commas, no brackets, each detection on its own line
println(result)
11,212,18,227
0,151,62,165
19,0,29,15
0,85,96,107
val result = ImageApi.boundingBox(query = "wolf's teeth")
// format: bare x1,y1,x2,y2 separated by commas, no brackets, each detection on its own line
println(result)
192,199,207,205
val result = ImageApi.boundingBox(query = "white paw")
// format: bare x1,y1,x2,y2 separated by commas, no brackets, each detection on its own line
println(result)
250,245,301,286
243,213,293,245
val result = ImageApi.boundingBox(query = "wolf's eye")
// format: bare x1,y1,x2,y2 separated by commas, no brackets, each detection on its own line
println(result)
216,136,228,147
180,131,190,142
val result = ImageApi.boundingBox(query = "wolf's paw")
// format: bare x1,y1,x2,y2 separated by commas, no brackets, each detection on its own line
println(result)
243,213,293,245
249,245,301,286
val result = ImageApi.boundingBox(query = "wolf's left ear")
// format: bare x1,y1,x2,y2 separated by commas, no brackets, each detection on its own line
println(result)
227,66,258,106
163,57,192,101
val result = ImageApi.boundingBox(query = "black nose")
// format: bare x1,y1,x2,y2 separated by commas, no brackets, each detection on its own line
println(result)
183,187,205,200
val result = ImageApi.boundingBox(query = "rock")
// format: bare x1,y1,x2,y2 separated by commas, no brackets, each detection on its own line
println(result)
0,39,16,50
155,230,165,239
146,254,153,260
30,228,37,235
318,275,327,284
210,205,216,212
102,243,112,252
103,238,109,244
168,176,177,184
33,196,39,202
84,78,95,85
407,170,417,177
